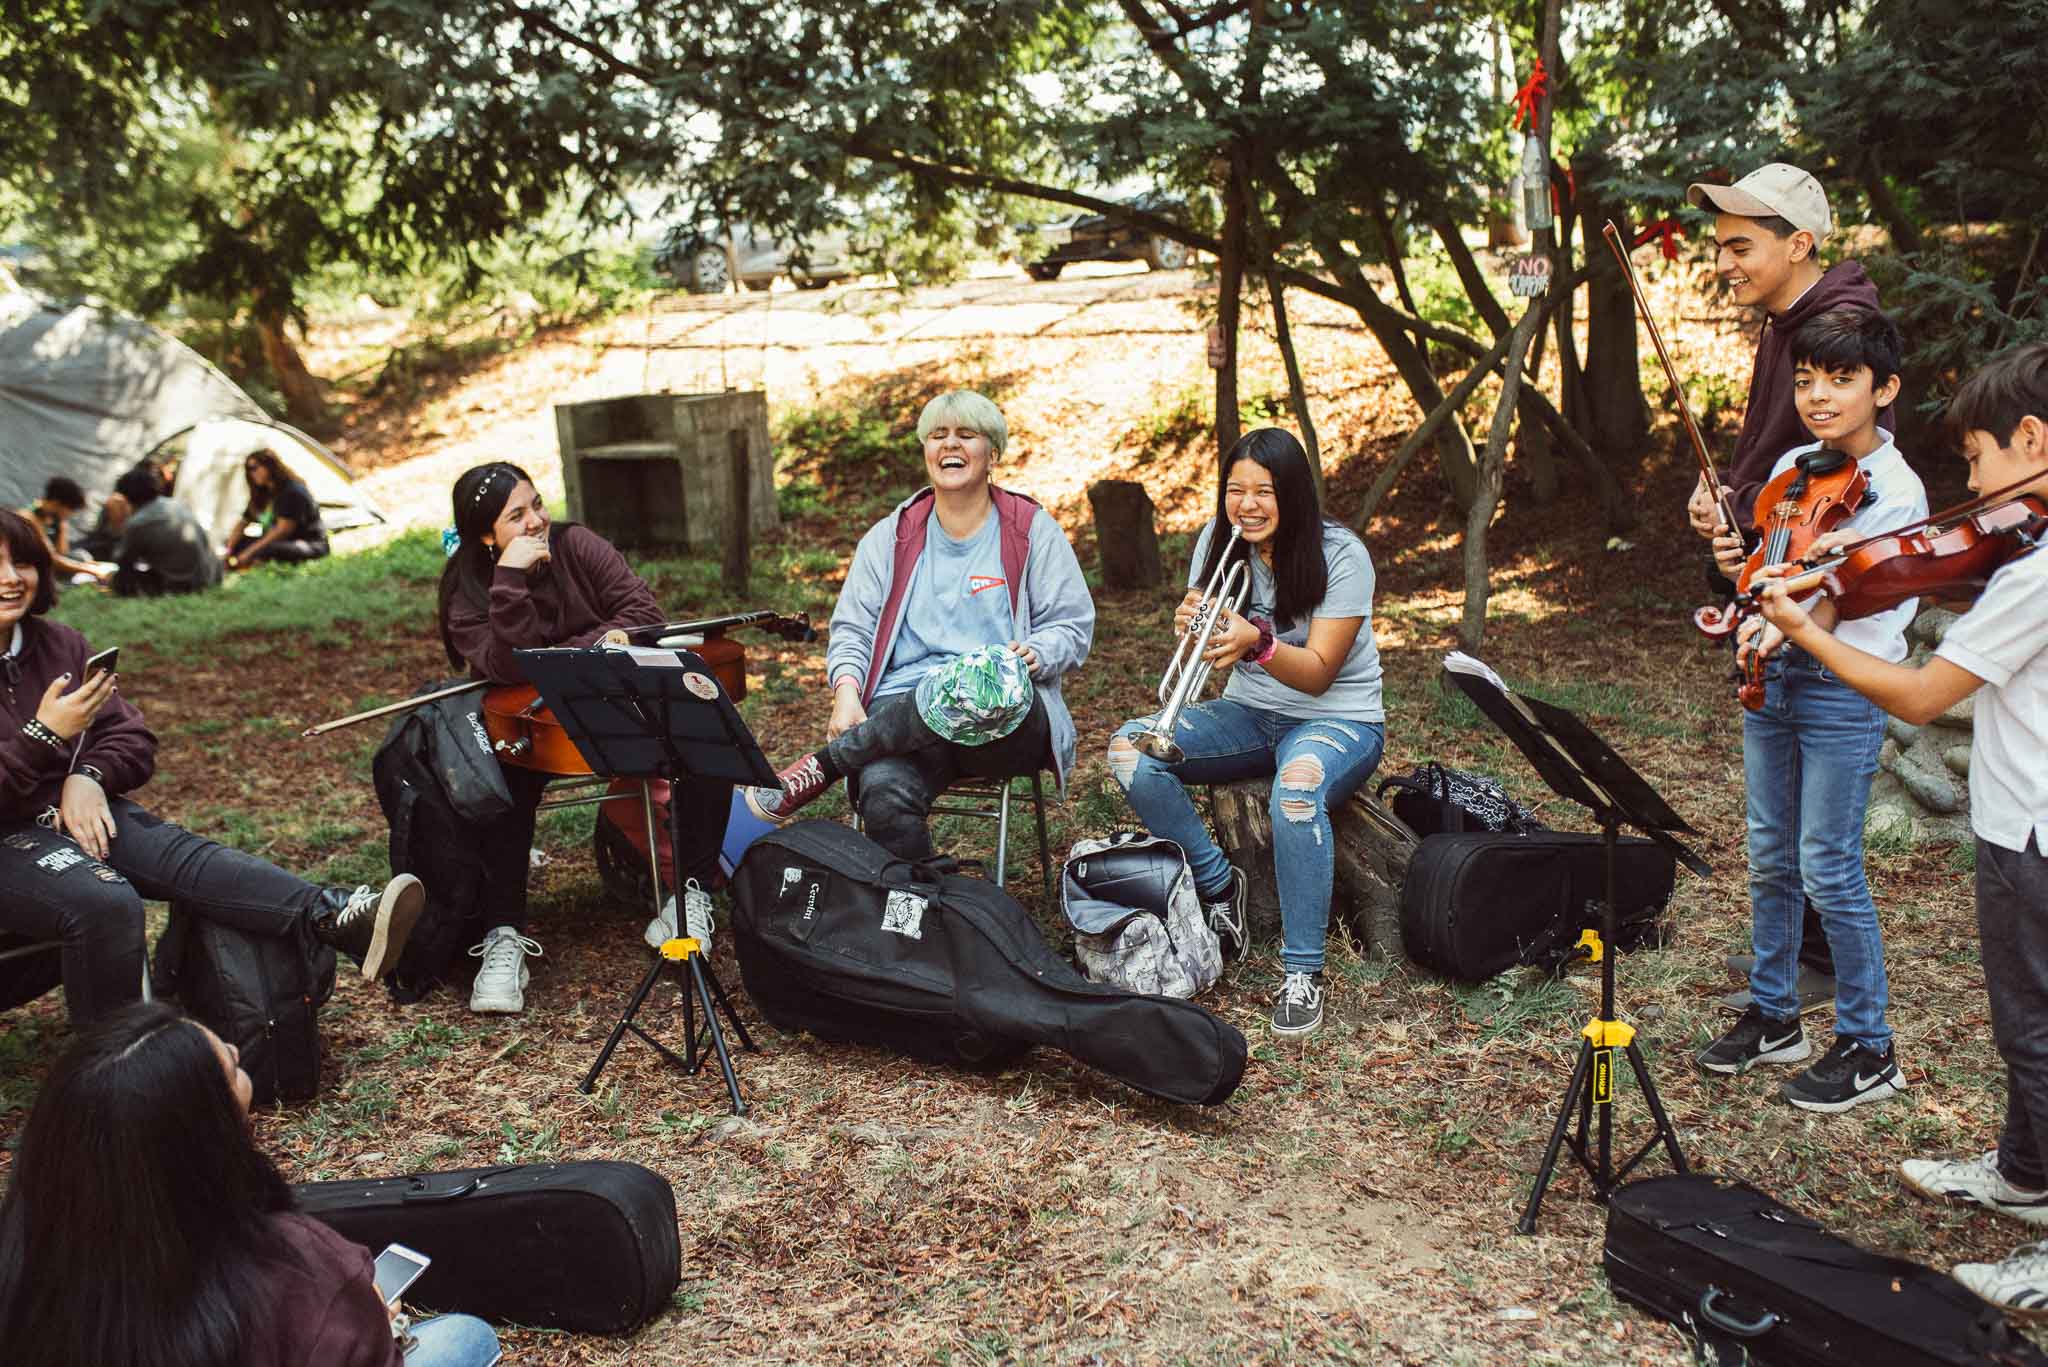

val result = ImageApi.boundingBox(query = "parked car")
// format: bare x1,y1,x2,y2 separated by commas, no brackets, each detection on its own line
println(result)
1017,193,1191,280
654,223,859,293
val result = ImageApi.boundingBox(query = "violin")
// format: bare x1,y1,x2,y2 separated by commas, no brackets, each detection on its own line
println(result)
480,610,818,778
1746,493,2048,624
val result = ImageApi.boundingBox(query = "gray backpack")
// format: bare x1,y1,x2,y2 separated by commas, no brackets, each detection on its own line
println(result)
1061,833,1221,999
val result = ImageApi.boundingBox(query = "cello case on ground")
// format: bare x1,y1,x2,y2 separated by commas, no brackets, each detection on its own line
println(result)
728,820,1246,1105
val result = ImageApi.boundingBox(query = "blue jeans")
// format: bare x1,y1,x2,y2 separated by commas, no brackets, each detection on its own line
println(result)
1109,699,1385,975
1742,649,1892,1049
406,1313,501,1366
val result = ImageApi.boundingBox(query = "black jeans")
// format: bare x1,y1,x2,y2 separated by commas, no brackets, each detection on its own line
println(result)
834,691,1051,862
0,799,322,1023
1979,835,2048,1190
231,532,329,564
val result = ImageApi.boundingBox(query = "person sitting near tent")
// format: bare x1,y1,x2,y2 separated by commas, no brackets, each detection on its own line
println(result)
0,1001,501,1367
225,448,328,570
109,465,222,597
437,461,667,1015
0,509,424,1024
16,476,113,585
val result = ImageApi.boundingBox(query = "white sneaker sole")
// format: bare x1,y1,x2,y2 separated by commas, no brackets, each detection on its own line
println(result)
1697,1037,1812,1076
1956,1269,2048,1321
1783,1074,1905,1114
358,875,425,981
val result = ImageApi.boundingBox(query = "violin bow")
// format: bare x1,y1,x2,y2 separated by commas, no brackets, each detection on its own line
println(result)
1601,220,1743,539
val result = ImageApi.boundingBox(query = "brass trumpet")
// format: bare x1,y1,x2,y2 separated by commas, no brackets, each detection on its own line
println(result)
1132,524,1252,763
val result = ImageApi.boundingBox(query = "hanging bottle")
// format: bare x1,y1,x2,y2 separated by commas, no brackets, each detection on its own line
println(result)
1521,132,1553,232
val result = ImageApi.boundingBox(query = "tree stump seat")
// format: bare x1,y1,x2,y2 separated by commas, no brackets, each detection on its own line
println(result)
1206,779,1419,960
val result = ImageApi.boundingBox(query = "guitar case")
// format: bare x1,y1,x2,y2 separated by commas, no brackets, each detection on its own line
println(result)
728,820,1247,1105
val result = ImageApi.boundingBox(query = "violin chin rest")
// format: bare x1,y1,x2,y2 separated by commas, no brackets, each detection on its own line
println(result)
1797,446,1851,476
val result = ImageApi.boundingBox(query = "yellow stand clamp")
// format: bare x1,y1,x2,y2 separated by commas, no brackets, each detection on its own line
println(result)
1574,929,1604,963
659,937,702,962
1582,1018,1636,1048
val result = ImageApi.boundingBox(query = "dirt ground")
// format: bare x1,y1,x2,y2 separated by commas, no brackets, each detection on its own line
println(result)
3,258,2024,1365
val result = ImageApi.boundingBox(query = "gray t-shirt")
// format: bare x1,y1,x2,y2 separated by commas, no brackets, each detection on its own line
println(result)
874,506,1013,698
1187,519,1383,722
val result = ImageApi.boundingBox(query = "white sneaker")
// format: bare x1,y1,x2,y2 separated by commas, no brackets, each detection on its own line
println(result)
644,896,678,952
468,926,541,1014
644,882,715,954
1902,1151,2048,1226
1955,1241,2048,1319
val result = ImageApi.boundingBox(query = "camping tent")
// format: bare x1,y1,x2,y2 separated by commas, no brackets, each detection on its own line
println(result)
0,291,380,546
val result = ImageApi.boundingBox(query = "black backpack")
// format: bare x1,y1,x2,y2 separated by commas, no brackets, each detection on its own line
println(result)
728,820,1247,1106
1377,761,1545,838
153,907,336,1105
371,681,514,1001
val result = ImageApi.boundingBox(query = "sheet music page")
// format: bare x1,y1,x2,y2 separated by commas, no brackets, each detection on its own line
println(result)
1441,650,1510,693
610,645,684,668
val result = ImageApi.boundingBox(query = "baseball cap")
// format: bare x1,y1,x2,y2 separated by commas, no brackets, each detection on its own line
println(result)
1686,163,1832,240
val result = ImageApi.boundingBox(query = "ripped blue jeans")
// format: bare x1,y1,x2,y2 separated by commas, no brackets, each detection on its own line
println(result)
1109,700,1385,975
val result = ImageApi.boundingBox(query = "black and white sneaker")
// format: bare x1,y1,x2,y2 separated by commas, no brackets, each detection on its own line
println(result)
1901,1151,2048,1227
1954,1242,2048,1320
1781,1037,1905,1113
1270,971,1324,1038
1696,1005,1810,1075
1202,866,1248,958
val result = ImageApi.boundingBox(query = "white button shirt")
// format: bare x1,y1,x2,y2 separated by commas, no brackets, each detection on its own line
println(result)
1937,545,2048,853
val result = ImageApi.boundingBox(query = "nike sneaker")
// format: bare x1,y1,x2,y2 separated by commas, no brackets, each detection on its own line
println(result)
1781,1037,1905,1113
1696,1004,1810,1075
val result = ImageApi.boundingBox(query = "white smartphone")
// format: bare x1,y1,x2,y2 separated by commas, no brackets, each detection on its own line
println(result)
371,1242,432,1306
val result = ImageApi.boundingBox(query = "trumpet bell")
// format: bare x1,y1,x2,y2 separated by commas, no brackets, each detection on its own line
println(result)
1131,728,1184,763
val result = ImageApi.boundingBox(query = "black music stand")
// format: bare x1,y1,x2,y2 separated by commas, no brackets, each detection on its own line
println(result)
515,644,777,1115
1434,654,1710,1233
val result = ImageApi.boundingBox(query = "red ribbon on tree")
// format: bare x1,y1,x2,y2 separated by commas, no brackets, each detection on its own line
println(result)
1633,217,1684,261
1510,58,1548,130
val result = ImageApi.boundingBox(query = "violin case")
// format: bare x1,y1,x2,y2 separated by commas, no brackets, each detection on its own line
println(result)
727,820,1247,1105
294,1160,679,1334
1399,830,1675,982
1603,1173,2048,1366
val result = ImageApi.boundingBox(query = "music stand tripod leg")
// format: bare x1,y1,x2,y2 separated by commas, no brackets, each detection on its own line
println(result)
579,954,673,1094
686,956,748,1116
1516,1037,1595,1235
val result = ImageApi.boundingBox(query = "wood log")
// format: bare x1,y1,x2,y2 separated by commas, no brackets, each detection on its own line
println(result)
1086,479,1164,589
1207,780,1418,960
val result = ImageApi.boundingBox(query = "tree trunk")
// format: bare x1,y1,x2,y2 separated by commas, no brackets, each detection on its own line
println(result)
1460,302,1546,649
1086,479,1164,589
1208,783,1418,961
1215,153,1249,458
1266,272,1324,499
1572,150,1651,461
254,313,326,428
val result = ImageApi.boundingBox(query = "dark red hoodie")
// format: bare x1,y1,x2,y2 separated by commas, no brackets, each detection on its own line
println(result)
0,618,157,822
1725,260,1893,526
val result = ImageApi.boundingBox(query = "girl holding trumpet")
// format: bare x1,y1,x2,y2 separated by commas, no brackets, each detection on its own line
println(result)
1107,428,1386,1038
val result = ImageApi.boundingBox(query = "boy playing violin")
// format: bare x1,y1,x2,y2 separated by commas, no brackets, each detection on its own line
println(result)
1753,342,2048,1311
1696,306,1927,1112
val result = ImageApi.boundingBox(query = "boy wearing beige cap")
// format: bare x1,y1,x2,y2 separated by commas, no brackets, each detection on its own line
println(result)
1683,162,1895,1011
1684,162,1895,543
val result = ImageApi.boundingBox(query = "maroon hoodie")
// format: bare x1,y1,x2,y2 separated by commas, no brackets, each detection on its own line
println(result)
0,617,157,822
1724,260,1894,526
443,523,666,685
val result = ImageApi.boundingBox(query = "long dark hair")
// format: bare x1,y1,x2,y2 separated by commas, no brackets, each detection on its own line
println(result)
240,449,296,515
1193,427,1331,626
0,1002,295,1367
438,460,535,669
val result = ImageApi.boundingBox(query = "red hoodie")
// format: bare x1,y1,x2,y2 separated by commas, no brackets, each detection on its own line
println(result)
1724,260,1894,527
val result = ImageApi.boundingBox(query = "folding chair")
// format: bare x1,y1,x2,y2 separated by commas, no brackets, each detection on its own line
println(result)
853,772,1055,905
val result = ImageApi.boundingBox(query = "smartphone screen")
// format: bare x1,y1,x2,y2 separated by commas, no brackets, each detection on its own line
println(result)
83,646,119,679
371,1243,431,1306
